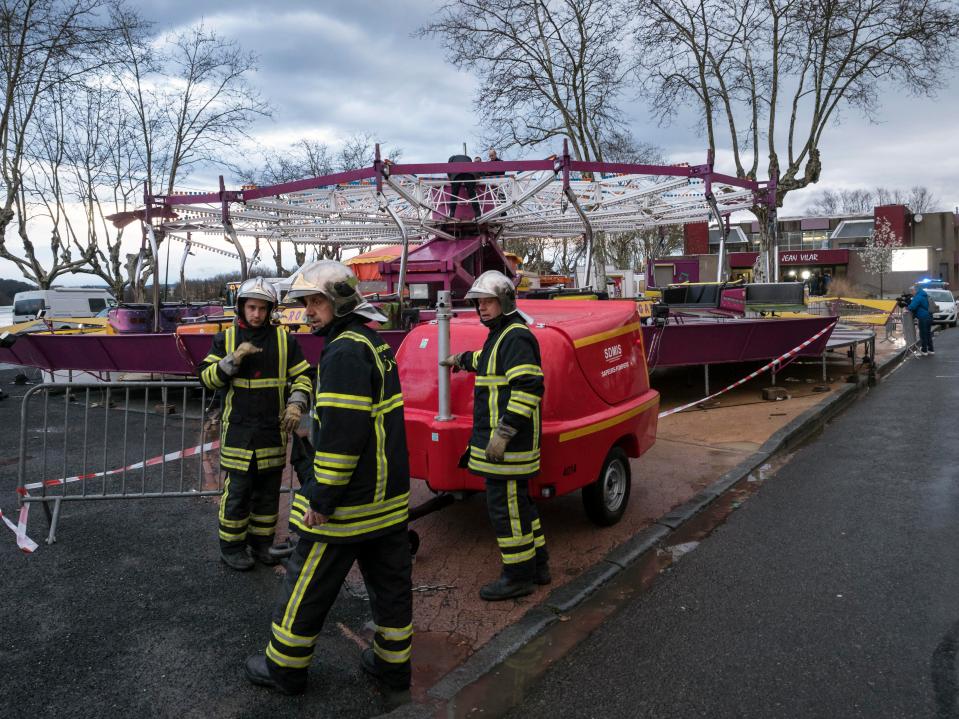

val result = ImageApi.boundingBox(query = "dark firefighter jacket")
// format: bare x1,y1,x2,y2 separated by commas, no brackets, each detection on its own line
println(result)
461,313,544,480
198,324,312,472
290,317,410,543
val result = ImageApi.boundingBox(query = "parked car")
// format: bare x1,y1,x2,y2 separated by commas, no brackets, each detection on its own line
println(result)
923,288,957,327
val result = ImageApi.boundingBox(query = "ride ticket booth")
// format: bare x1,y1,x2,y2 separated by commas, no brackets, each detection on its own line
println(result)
728,249,850,293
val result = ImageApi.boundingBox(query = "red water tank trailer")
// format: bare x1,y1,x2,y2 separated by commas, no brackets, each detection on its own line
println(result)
397,299,659,525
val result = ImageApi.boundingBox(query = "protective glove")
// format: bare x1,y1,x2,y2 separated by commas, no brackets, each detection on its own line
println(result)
233,341,263,364
439,353,465,373
485,421,518,462
280,403,303,434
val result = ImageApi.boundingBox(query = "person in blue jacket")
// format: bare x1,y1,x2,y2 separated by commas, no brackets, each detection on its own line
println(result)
908,287,936,355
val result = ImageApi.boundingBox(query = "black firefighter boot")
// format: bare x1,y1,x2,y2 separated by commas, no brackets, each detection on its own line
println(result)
244,654,306,695
220,545,254,571
360,648,411,711
479,573,534,601
248,537,279,566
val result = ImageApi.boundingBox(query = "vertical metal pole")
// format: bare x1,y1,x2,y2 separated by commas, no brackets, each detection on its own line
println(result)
142,387,149,493
435,291,453,421
180,387,188,492
822,353,827,383
704,364,710,396
102,388,110,495
81,389,90,497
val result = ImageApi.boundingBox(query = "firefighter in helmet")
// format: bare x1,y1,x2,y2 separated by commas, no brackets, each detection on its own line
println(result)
244,260,413,709
440,270,550,601
198,277,313,571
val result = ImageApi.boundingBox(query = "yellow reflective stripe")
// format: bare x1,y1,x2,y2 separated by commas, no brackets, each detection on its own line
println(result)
219,528,247,541
471,350,481,367
219,517,248,529
257,457,287,469
505,364,544,380
314,469,351,485
497,532,534,548
250,513,278,523
202,353,224,363
376,624,413,642
511,390,541,406
219,476,237,528
373,641,411,664
292,375,312,393
314,451,360,468
266,643,311,669
226,327,236,353
315,392,373,411
221,447,254,458
248,525,274,536
293,491,409,520
282,542,327,630
501,548,536,564
254,446,286,458
291,507,408,537
271,622,319,648
372,393,404,416
475,375,508,386
232,377,286,389
288,359,310,377
507,480,521,537
468,458,540,475
469,447,539,462
221,458,251,471
506,401,534,418
277,327,288,409
201,363,225,388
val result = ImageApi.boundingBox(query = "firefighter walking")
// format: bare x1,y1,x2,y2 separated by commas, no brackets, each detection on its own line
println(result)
198,278,312,571
441,270,550,601
244,260,413,709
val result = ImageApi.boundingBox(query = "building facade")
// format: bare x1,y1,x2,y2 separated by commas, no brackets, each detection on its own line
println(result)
650,204,959,296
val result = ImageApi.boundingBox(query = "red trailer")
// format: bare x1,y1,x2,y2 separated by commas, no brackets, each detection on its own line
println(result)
397,299,659,526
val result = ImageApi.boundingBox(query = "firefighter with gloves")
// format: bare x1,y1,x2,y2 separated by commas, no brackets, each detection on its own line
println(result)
440,270,550,601
244,260,413,708
198,277,312,571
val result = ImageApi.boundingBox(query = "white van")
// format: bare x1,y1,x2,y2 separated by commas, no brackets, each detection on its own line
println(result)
12,288,117,323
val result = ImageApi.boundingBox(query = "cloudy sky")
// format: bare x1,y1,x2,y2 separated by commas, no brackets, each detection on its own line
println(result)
4,0,958,283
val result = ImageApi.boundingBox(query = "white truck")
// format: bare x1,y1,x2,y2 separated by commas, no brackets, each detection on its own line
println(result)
12,287,117,324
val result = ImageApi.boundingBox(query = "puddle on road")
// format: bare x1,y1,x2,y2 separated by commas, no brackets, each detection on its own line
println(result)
428,471,775,718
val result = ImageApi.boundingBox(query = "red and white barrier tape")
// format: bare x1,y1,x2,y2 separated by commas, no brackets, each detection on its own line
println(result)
6,439,220,553
1,504,38,553
16,440,220,495
658,321,838,419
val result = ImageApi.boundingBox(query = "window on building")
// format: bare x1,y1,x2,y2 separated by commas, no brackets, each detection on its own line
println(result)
802,230,829,249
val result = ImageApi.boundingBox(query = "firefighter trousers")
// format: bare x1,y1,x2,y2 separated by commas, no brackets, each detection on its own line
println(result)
265,529,413,690
485,478,548,581
218,464,282,553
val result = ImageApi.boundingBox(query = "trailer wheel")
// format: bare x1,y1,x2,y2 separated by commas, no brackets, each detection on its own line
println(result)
582,447,631,526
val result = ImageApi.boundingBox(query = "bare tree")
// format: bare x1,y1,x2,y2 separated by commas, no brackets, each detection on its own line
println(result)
422,0,645,287
808,184,939,216
112,17,271,297
0,0,125,288
634,0,959,280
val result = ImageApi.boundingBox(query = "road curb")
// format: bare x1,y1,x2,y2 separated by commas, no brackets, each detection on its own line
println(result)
426,340,912,707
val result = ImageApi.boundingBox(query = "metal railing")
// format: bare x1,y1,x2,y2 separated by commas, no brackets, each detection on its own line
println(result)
16,381,296,544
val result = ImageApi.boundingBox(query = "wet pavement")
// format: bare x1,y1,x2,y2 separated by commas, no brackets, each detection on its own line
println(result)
498,329,958,718
0,331,902,718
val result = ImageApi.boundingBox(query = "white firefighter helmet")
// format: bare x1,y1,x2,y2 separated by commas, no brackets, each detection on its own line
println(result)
235,276,279,315
464,270,532,323
286,260,387,323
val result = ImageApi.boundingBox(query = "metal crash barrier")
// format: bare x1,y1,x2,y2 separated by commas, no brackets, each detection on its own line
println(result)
16,381,296,545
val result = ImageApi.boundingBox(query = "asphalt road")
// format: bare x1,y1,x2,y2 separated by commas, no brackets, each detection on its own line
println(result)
507,330,959,719
0,371,390,719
